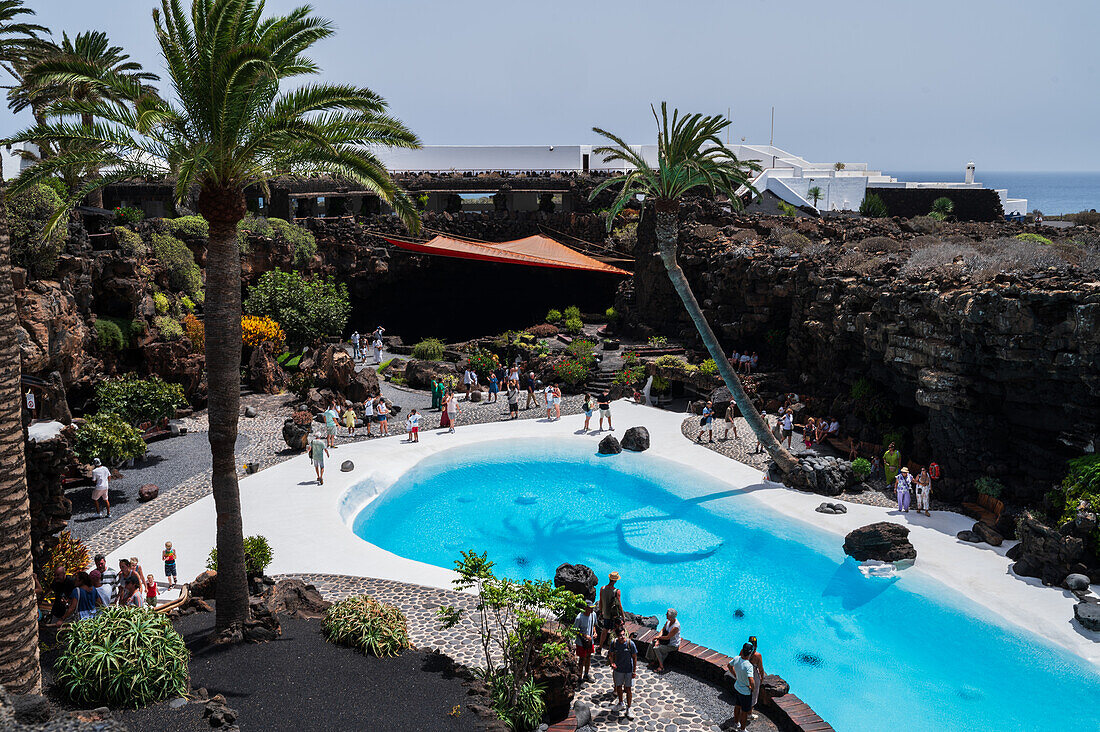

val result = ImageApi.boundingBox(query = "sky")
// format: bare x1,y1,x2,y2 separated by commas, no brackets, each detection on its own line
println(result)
3,0,1098,171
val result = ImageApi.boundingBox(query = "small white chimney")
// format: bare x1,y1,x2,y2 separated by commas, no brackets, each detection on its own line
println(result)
965,161,976,185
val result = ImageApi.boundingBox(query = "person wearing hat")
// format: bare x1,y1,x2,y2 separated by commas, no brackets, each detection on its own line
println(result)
90,458,112,518
725,642,757,731
572,599,598,681
894,466,912,513
597,571,624,652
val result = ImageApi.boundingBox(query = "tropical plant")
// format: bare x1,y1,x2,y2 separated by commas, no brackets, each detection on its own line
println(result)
653,353,696,372
807,185,823,208
182,313,203,351
412,337,446,361
180,294,195,313
166,214,208,239
604,306,618,322
288,372,313,402
562,305,581,322
437,552,581,730
322,594,411,657
241,314,285,349
73,411,146,464
834,162,845,171
95,375,185,426
40,530,91,603
777,200,798,217
859,193,888,218
152,292,169,315
113,226,145,255
647,335,668,347
153,315,182,340
929,197,954,221
466,351,498,379
244,270,350,347
149,232,201,296
114,206,144,225
544,308,562,323
565,339,596,358
974,476,1005,499
697,358,718,377
1050,454,1100,544
851,457,872,480
591,103,801,479
7,0,421,635
205,534,274,576
552,358,591,386
6,181,64,277
93,318,125,351
563,317,583,335
54,607,189,708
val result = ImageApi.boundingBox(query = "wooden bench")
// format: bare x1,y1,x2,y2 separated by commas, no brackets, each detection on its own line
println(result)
773,693,837,731
962,492,1004,526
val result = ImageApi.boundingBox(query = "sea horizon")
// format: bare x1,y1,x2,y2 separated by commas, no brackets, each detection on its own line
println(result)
888,170,1100,215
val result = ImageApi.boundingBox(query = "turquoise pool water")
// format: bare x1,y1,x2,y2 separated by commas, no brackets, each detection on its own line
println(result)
351,439,1100,731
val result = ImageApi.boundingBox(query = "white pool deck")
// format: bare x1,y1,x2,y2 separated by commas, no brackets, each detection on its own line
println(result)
109,400,1100,667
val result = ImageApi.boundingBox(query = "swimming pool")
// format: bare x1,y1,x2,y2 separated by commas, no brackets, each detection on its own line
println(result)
350,438,1100,731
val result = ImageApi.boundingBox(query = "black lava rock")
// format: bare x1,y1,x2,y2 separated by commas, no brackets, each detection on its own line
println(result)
598,435,621,455
621,426,650,452
843,522,917,562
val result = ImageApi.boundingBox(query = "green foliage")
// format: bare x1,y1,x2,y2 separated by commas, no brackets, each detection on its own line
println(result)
180,295,195,313
613,360,645,386
149,232,202,296
322,594,412,657
1053,455,1100,544
94,319,125,352
859,193,888,218
565,339,596,358
563,317,583,335
288,372,314,401
651,374,670,393
55,607,189,708
466,351,498,379
40,177,69,200
807,186,823,206
153,292,169,315
276,352,302,370
7,182,65,277
553,358,591,386
604,306,618,322
851,457,872,480
1015,232,1053,246
881,430,905,452
244,270,350,347
653,353,696,372
74,412,146,464
647,335,668,347
153,315,183,340
697,358,719,377
974,476,1004,498
545,308,562,323
777,200,798,217
412,338,446,361
376,358,395,374
114,206,145,226
95,375,186,426
205,535,274,575
489,674,546,731
929,197,954,221
237,216,317,266
113,226,147,255
166,215,209,239
41,531,91,604
562,305,582,322
850,378,893,427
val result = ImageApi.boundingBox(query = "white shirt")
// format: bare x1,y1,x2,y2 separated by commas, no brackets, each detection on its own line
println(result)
92,466,110,490
363,400,374,416
463,370,473,384
782,413,793,430
409,414,420,428
828,420,839,434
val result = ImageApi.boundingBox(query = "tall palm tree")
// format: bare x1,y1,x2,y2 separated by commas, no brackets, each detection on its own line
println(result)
0,0,45,695
591,103,801,479
8,0,421,633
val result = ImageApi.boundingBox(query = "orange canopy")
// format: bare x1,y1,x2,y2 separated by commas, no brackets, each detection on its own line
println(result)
386,234,631,275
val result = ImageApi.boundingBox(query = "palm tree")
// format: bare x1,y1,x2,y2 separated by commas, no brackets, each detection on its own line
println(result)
807,185,823,209
0,0,45,695
8,0,421,633
591,104,801,479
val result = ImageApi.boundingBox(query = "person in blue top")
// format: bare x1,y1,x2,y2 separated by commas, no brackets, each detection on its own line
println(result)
310,432,330,485
697,400,715,443
487,373,499,404
608,627,637,719
725,642,757,731
323,402,340,448
573,600,598,682
52,572,103,624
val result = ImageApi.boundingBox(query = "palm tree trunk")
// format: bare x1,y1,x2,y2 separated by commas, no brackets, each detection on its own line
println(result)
654,205,802,480
0,159,42,693
198,185,249,633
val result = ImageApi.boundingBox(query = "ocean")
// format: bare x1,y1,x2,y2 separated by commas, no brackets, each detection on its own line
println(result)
888,171,1100,216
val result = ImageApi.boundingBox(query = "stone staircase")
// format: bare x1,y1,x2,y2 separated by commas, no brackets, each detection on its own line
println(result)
585,358,616,394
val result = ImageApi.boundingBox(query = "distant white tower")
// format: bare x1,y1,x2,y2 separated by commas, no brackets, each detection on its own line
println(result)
965,161,976,184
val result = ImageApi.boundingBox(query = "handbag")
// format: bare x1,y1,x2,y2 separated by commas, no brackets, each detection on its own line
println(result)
699,416,707,426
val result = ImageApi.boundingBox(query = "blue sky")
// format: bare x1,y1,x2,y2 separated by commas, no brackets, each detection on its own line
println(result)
4,0,1097,171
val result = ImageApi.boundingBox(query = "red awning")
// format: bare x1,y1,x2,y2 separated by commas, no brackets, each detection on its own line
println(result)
386,234,631,275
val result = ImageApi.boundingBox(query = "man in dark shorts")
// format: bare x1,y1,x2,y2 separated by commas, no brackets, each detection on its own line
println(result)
725,642,757,731
597,571,624,651
597,391,613,431
608,627,637,719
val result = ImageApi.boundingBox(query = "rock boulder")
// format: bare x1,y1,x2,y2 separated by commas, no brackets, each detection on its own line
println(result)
554,563,598,601
340,460,354,472
268,579,331,620
1011,511,1089,586
138,483,159,502
972,522,1003,546
598,435,621,455
1064,573,1090,592
248,342,288,394
843,522,916,563
1074,601,1100,632
621,426,650,452
282,418,310,451
798,455,857,497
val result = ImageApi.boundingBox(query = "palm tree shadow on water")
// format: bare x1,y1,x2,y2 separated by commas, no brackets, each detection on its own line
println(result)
822,559,899,611
474,512,622,576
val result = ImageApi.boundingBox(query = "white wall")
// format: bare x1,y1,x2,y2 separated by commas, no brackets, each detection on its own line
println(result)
0,141,37,178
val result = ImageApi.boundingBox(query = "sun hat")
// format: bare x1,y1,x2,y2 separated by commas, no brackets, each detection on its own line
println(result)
609,571,620,581
900,467,910,474
93,458,102,466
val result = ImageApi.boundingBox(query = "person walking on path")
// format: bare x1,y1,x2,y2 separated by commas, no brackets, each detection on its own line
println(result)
524,372,540,410
723,404,740,441
323,402,340,448
350,330,361,360
582,392,594,431
608,627,637,719
698,400,715,443
914,467,932,516
884,442,901,485
362,396,375,438
726,643,757,732
645,608,681,673
597,571,624,651
749,636,765,720
598,391,613,431
573,600,598,682
310,432,330,485
372,328,384,365
90,457,113,518
780,409,794,449
506,381,520,420
343,404,357,437
894,466,912,513
162,542,177,587
446,391,459,433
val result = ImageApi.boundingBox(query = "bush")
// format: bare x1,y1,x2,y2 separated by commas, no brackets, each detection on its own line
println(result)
41,531,91,603
777,200,799,217
7,182,65,277
1015,232,1053,246
241,315,286,349
153,292,169,315
1052,455,1100,543
96,376,186,426
114,206,145,226
149,232,202,296
900,242,977,277
697,358,719,376
553,358,591,386
563,317,583,335
647,335,668,347
55,607,189,708
566,339,596,358
114,226,147,255
929,197,954,220
851,457,872,480
180,295,195,313
653,354,696,372
466,351,498,379
244,270,350,347
854,235,903,253
489,674,546,731
613,361,645,386
182,313,204,352
524,323,558,338
322,594,412,657
412,338,446,361
908,215,940,234
604,306,618,322
289,372,314,402
166,215,208,240
777,231,811,250
269,217,317,266
153,315,183,340
94,319,125,352
39,176,68,200
974,476,1004,498
74,412,146,464
1065,210,1100,226
562,305,581,321
859,193,888,218
545,308,562,323
206,535,274,576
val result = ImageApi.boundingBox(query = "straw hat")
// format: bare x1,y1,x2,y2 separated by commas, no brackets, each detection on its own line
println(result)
609,571,620,581
900,467,910,474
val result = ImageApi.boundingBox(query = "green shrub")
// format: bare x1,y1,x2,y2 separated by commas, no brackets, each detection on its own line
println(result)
153,292,169,315
94,319,125,352
929,197,954,221
153,315,183,340
881,430,905,452
545,308,562,323
39,176,68,200
180,295,195,313
244,269,350,347
613,361,645,386
647,335,668,347
566,339,596,358
859,193,888,218
562,305,582,321
114,226,147,255
777,200,799,217
697,358,719,376
269,217,317,266
489,674,546,731
851,457,872,480
166,215,209,239
466,351,498,379
55,607,189,708
149,232,202,296
206,535,274,575
553,358,591,386
1052,455,1100,543
563,316,583,335
7,182,65,277
974,476,1005,498
322,594,412,657
604,306,618,322
96,375,186,426
412,338,446,361
1015,232,1053,246
114,206,145,226
74,412,146,464
653,354,696,372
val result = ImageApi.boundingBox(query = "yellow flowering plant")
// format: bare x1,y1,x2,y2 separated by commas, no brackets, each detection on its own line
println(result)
241,315,286,349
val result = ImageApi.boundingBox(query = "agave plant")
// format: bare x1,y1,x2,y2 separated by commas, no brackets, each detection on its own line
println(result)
929,196,955,221
54,606,189,708
322,594,411,657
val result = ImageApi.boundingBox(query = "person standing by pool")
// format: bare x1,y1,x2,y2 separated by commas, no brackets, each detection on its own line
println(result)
362,396,374,438
597,571,624,651
884,442,901,485
726,643,757,731
552,383,563,420
914,466,932,516
310,431,329,485
608,626,637,719
406,409,421,443
894,466,912,513
90,457,112,518
544,383,555,420
573,599,598,682
645,608,681,673
323,402,339,448
445,390,459,433
376,398,390,436
506,381,519,420
598,391,613,431
748,636,765,720
582,392,594,431
698,400,715,443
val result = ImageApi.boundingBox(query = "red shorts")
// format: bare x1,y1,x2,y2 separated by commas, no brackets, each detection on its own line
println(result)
410,427,418,434
576,643,594,658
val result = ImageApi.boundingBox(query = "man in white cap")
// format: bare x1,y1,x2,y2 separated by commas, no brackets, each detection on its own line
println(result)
90,458,112,518
895,466,912,513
